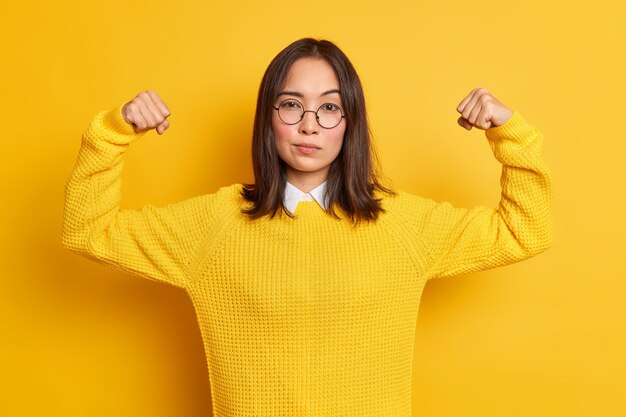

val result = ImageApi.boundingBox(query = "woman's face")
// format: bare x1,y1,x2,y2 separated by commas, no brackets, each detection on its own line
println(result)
272,57,346,187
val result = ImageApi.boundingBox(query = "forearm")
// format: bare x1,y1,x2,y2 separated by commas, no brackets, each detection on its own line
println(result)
486,112,552,256
62,104,144,256
423,112,552,279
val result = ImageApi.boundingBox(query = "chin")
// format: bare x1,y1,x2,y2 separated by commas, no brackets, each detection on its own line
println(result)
292,165,326,175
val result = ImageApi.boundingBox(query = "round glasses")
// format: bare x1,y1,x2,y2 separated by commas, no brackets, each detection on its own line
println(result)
272,98,345,129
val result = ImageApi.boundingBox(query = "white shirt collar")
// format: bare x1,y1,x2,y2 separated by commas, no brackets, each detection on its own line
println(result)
284,181,328,214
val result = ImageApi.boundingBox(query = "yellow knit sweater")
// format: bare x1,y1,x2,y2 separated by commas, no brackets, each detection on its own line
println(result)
62,104,552,416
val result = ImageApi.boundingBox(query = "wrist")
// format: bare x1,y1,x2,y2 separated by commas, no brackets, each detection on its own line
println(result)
492,108,514,127
97,103,147,145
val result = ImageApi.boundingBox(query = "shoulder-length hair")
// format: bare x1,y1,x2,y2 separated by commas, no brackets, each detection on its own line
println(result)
241,37,394,224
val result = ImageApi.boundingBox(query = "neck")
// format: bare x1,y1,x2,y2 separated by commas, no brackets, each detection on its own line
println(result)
286,170,327,193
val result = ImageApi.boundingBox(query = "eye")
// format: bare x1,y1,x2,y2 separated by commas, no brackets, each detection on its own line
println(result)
279,99,302,110
320,103,341,113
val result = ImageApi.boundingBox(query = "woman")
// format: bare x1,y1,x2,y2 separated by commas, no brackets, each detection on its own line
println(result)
62,38,551,416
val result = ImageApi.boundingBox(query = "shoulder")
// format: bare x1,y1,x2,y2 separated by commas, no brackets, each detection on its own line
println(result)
376,189,466,228
210,183,250,211
214,183,245,200
173,183,248,220
378,189,440,213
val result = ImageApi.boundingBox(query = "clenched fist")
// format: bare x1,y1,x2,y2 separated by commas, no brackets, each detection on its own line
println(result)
122,90,171,135
456,88,513,131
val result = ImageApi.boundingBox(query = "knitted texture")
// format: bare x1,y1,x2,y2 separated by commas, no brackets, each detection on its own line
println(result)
62,103,552,416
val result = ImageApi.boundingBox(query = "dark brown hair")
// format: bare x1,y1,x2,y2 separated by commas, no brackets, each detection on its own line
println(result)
241,38,394,223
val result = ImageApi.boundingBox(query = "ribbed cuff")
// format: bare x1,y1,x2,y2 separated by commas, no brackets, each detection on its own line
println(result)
96,103,147,145
484,111,544,165
485,112,535,144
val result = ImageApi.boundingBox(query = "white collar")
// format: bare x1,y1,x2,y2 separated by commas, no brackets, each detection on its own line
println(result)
284,181,328,214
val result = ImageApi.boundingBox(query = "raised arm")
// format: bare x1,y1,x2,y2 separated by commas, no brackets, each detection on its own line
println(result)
390,88,552,280
61,91,214,289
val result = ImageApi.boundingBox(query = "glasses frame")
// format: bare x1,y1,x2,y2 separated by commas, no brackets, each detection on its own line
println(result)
272,98,346,129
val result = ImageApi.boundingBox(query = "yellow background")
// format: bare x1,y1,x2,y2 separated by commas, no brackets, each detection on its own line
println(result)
1,0,625,416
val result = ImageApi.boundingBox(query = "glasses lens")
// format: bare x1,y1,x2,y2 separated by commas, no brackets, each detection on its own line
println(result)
277,99,303,124
317,103,343,128
276,99,344,128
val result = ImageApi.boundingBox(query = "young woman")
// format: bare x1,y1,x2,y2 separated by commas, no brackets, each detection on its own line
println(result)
62,38,552,416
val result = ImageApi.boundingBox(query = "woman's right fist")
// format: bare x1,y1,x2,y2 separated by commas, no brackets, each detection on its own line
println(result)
122,90,171,135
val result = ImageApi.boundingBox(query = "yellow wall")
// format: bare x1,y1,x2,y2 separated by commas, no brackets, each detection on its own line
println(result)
1,0,624,416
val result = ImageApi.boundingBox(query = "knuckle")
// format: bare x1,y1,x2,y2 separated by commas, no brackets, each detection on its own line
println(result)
128,101,140,116
130,98,142,108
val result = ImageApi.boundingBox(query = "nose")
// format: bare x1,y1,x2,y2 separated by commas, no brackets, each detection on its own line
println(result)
298,110,319,135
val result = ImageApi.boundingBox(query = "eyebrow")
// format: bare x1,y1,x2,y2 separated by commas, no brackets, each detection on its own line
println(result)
277,89,341,98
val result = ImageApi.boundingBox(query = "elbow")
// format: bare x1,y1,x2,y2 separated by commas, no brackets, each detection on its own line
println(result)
61,213,75,251
61,226,78,254
503,216,552,261
61,230,96,260
529,236,552,257
61,220,89,256
61,219,71,250
522,227,553,258
61,232,74,252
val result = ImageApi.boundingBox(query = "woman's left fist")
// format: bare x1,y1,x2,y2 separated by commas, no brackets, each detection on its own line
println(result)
456,87,513,130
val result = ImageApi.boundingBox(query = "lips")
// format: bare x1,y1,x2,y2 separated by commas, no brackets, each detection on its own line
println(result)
294,143,321,155
294,143,321,150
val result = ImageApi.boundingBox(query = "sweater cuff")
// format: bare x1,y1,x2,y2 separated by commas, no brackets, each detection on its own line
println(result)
484,111,543,166
484,112,535,145
95,103,147,145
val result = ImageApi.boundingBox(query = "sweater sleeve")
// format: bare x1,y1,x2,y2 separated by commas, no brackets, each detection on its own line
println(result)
395,112,552,281
61,104,214,290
